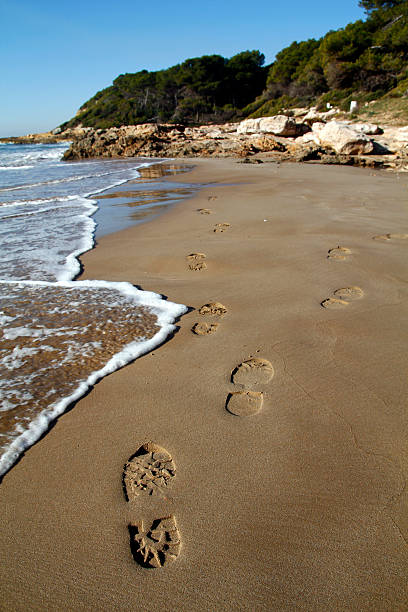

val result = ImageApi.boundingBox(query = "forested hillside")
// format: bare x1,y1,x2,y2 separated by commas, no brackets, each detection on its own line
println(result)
61,51,268,129
246,0,408,117
62,0,408,129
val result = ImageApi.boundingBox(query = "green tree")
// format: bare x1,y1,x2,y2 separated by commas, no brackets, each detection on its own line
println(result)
226,50,266,107
267,40,320,86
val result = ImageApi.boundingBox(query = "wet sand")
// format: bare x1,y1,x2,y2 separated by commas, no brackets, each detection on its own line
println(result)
1,158,408,610
92,162,196,237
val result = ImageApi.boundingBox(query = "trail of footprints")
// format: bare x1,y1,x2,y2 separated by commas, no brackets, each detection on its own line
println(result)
325,230,406,306
188,197,232,272
122,193,272,569
325,242,363,308
192,297,274,414
324,229,406,308
121,190,407,568
122,360,275,569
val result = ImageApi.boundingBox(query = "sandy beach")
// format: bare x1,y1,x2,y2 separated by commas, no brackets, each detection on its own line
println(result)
1,158,408,611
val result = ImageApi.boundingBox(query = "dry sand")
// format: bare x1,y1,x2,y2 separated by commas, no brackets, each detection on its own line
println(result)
1,158,408,611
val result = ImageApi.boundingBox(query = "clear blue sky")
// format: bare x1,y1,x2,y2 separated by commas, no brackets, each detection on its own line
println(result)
1,0,365,136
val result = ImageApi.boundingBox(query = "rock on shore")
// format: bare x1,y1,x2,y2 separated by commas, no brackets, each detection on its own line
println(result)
62,123,287,160
237,115,307,137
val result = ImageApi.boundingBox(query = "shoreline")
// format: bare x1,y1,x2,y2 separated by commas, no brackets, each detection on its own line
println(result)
1,158,408,610
0,157,192,480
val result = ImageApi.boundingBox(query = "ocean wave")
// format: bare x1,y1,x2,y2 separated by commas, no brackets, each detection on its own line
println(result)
0,144,68,161
0,195,97,282
0,200,93,221
0,165,141,193
0,165,35,170
0,195,78,207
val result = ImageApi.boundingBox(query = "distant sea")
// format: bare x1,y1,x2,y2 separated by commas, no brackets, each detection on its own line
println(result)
0,142,193,478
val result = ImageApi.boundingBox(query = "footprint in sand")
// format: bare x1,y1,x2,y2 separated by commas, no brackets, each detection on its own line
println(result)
198,302,227,316
187,252,207,271
321,286,364,309
214,223,231,233
327,246,352,261
333,286,364,300
192,322,219,335
191,302,227,336
208,196,218,201
197,208,213,215
232,357,275,388
129,516,181,568
226,391,264,417
373,233,408,241
123,442,176,499
124,442,181,568
226,357,275,417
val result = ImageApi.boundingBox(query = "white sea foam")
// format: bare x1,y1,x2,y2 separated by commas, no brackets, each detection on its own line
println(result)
0,195,97,281
0,279,187,478
0,143,68,171
0,195,77,207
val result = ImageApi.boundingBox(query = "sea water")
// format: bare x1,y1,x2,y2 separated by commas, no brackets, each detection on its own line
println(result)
0,142,190,478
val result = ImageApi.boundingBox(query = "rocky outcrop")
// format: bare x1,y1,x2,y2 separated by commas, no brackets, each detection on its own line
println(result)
59,114,408,172
62,123,289,161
